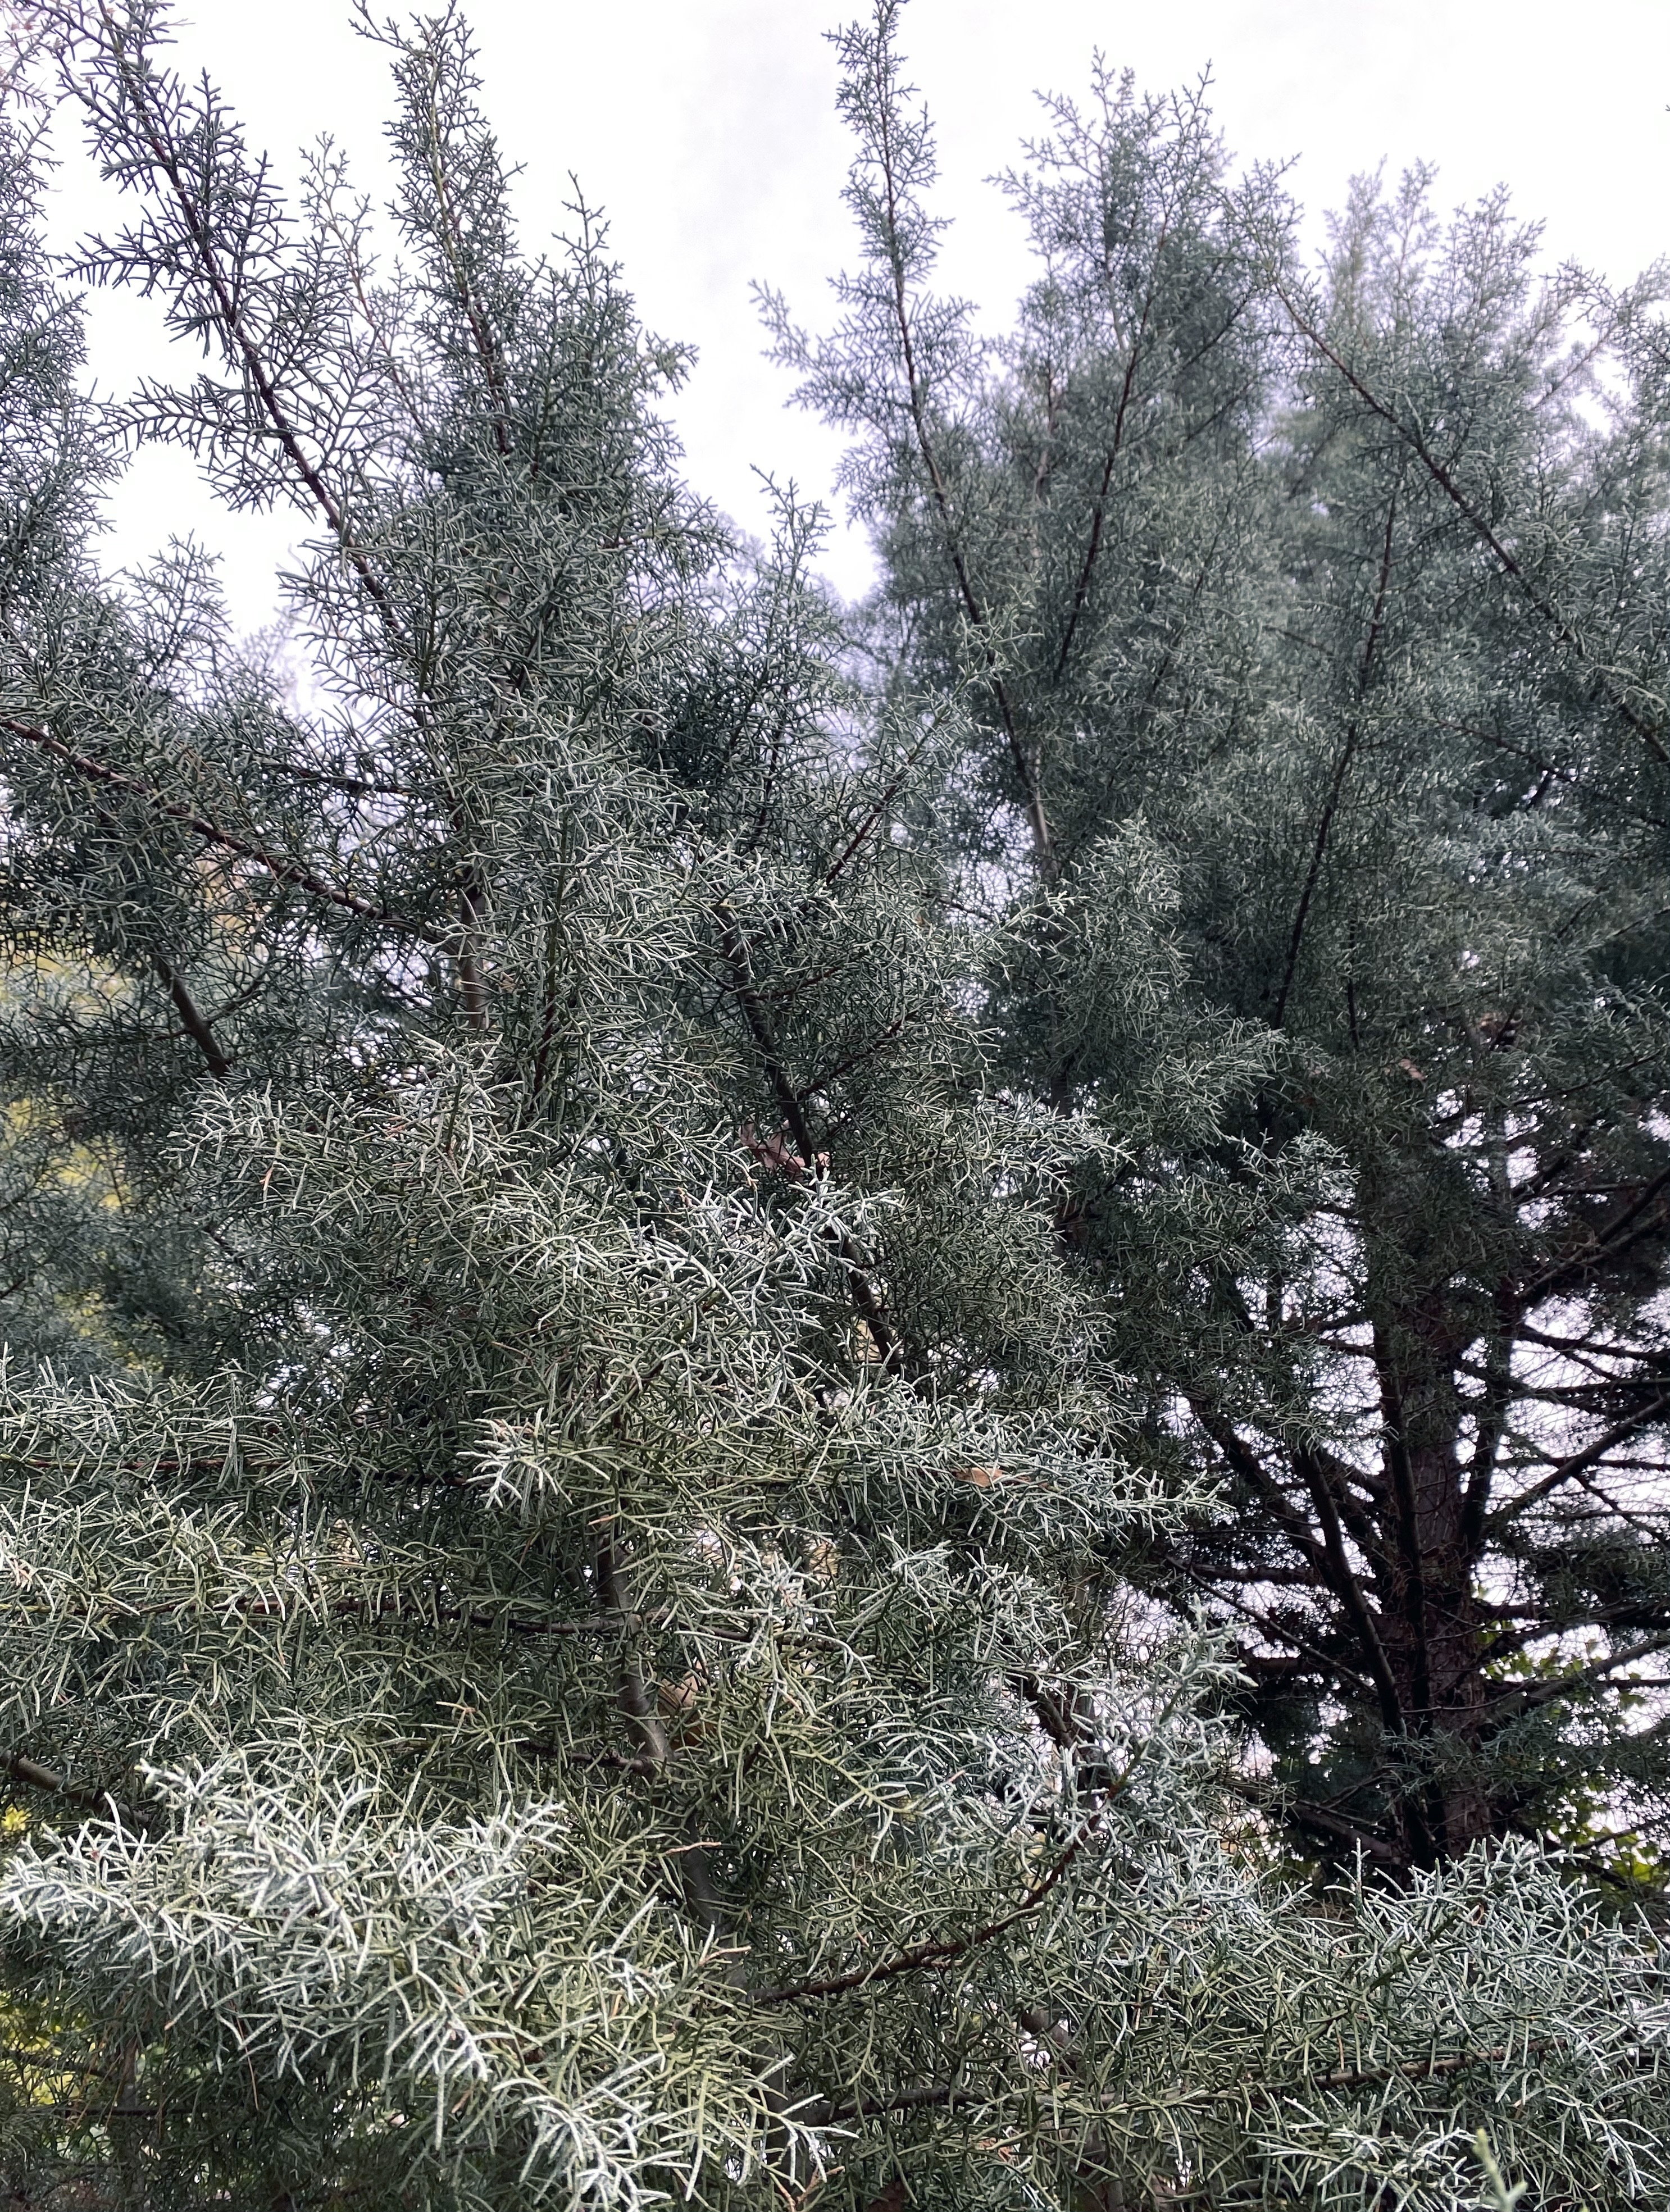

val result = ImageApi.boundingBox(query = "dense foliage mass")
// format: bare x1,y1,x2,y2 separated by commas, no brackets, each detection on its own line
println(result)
765,12,1670,1884
0,3,1665,2207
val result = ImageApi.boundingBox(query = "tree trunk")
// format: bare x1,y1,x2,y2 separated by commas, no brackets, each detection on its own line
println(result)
1371,1282,1491,1866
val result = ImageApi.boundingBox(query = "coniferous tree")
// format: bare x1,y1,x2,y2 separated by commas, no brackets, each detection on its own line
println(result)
0,6,1667,2210
774,3,1670,1884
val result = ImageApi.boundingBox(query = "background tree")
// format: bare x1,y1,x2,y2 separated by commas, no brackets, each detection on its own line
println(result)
0,5,1666,2210
774,1,1670,1883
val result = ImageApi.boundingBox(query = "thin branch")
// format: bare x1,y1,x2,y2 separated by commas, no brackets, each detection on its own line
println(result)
414,53,512,458
83,0,402,630
808,2039,1553,2133
756,1686,1187,2008
714,898,900,1368
867,30,1052,872
1487,1630,1670,1718
820,732,935,890
756,1803,1104,2005
1175,1560,1380,1700
1190,1401,1407,1737
150,952,233,1077
1051,215,1174,684
1268,275,1670,765
1522,1164,1670,1301
1221,1773,1408,1872
1,715,440,943
809,2083,980,2125
1272,476,1398,1027
1485,1391,1670,1531
2,1746,148,1830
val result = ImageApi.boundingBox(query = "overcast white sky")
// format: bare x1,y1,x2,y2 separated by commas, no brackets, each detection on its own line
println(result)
35,0,1670,625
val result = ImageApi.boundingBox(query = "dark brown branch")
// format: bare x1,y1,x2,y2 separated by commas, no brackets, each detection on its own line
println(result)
85,0,402,629
1460,1283,1522,1548
1052,217,1172,684
244,752,412,800
1271,478,1398,1028
1299,1435,1389,1546
1370,1327,1434,1730
1189,1400,1335,1586
1,716,439,943
1259,2042,1531,2102
1221,1772,1408,1872
1189,1404,1405,1736
820,736,934,890
1292,1441,1408,1741
868,38,1052,872
1487,1630,1670,1718
715,900,900,1368
1522,1164,1670,1302
150,953,233,1078
1272,727,1356,1030
1175,1562,1380,1701
3,1746,148,1831
756,1804,1104,2005
1433,716,1668,831
1484,1391,1670,1531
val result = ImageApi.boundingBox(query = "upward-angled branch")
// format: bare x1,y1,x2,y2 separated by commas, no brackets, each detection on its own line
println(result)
1190,1401,1335,1584
1460,1285,1521,1549
1485,1391,1670,1531
1272,477,1398,1027
1269,276,1669,765
1487,1630,1670,1717
1523,1164,1670,1302
1052,214,1172,684
1221,1774,1408,1872
1271,725,1356,1030
1293,1442,1408,1740
713,898,900,1368
866,33,1053,875
151,952,233,1077
76,0,403,633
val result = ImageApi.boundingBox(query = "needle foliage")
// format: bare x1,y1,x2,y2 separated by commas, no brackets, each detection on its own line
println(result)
768,3,1670,1884
0,6,1666,2209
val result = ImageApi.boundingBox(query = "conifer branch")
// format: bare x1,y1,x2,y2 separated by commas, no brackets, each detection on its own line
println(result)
63,0,404,632
149,953,233,1077
1522,1165,1670,1302
859,4,1053,874
2,16,1666,2199
1052,217,1172,684
714,897,901,1368
1221,1773,1408,1872
755,1804,1105,2004
1484,1394,1670,1528
814,2038,1546,2129
1268,276,1670,765
3,1747,148,1831
1271,479,1396,1027
0,715,441,941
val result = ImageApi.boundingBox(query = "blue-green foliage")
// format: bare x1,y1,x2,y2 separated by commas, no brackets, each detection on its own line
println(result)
0,6,1666,2209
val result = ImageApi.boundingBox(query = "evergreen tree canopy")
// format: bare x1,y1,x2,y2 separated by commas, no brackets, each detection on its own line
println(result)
771,2,1670,1884
0,4,1665,2209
